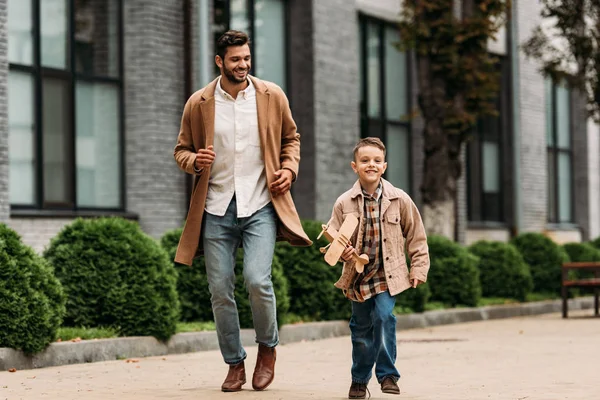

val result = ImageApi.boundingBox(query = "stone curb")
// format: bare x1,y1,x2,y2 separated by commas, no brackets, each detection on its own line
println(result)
1,297,595,371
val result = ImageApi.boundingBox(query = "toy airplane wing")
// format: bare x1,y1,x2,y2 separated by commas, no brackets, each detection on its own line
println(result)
323,214,359,266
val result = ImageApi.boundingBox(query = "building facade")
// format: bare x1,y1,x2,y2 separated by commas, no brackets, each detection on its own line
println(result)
1,0,599,252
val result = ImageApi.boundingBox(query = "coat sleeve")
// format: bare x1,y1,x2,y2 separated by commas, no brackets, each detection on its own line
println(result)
279,91,301,181
400,194,430,283
174,97,203,176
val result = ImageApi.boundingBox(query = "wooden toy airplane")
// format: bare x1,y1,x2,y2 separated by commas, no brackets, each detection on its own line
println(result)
317,214,370,273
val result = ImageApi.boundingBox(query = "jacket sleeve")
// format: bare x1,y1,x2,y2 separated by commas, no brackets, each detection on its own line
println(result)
400,194,430,283
279,91,301,181
174,97,203,176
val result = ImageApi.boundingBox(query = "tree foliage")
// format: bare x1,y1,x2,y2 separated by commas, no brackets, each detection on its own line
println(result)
523,0,600,121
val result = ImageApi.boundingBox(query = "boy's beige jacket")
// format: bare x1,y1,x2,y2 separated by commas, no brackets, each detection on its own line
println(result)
326,179,430,297
173,76,312,266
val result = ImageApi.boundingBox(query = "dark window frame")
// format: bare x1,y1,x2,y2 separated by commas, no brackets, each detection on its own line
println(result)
8,0,125,213
359,14,412,193
547,80,575,224
212,0,290,93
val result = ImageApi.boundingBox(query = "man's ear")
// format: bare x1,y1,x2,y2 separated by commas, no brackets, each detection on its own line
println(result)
215,55,223,69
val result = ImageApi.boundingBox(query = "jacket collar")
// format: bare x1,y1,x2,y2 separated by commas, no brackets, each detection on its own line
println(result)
201,75,268,101
350,178,400,200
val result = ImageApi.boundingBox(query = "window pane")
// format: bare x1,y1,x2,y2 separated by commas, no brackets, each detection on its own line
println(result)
76,82,121,208
8,71,36,205
43,78,72,205
75,0,120,77
547,150,556,222
482,141,500,193
230,0,250,32
8,0,33,65
386,124,410,192
384,26,407,121
41,0,69,69
545,78,554,146
556,83,570,149
254,0,286,89
366,22,380,118
558,152,572,222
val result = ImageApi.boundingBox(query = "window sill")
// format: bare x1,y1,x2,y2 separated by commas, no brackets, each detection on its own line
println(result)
10,209,139,220
467,221,508,230
545,223,580,232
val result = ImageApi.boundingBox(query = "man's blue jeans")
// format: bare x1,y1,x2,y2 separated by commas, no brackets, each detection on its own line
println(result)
202,198,278,365
350,290,400,384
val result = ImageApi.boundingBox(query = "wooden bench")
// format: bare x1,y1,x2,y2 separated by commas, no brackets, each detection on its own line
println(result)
561,262,600,318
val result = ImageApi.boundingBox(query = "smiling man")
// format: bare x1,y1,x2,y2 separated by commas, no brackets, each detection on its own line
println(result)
173,30,311,392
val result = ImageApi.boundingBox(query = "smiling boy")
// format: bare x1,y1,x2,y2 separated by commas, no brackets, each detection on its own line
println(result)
326,137,430,399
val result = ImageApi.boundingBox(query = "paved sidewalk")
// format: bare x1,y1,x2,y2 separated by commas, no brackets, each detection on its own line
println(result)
1,310,598,400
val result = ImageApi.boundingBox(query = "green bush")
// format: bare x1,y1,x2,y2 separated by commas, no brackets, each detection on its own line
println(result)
44,218,180,341
160,229,290,328
468,241,533,302
397,283,431,313
426,235,481,307
510,233,569,295
590,236,600,250
563,242,600,263
275,220,351,321
0,224,66,354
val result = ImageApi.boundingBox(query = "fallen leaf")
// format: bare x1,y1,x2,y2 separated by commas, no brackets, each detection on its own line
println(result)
126,359,140,363
8,368,16,373
56,338,62,342
71,337,82,343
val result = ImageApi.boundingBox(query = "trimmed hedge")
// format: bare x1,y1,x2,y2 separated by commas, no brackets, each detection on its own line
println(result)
563,242,600,263
468,241,533,302
591,236,600,250
275,220,351,321
0,224,66,354
510,233,569,295
160,229,290,328
426,235,481,307
44,218,180,341
397,283,431,313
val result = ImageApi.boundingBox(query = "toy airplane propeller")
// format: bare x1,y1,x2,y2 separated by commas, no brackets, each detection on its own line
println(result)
318,214,370,273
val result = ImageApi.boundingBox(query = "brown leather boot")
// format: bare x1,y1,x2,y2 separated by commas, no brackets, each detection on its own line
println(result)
221,361,246,392
252,344,276,391
348,382,369,399
380,376,400,394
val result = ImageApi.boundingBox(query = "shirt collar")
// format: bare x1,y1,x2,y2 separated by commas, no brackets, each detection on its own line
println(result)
362,181,383,201
216,76,254,100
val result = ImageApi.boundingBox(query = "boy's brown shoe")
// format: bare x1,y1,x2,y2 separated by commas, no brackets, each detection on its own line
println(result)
221,361,246,392
348,382,370,399
252,344,276,391
380,377,400,394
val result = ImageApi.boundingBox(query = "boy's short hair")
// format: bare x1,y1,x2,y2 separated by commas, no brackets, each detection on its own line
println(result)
216,30,251,59
353,137,386,160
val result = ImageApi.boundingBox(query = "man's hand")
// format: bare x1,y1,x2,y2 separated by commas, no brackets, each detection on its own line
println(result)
270,169,293,197
195,145,215,170
411,279,424,289
341,244,355,262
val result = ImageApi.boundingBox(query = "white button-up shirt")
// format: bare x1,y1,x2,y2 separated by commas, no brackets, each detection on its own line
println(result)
204,77,270,217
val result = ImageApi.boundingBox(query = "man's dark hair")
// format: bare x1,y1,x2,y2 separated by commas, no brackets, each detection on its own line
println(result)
216,30,251,59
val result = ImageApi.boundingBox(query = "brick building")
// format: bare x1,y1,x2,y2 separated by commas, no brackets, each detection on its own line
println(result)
1,0,599,252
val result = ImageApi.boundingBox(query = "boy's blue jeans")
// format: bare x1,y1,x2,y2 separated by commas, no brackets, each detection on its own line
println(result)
202,198,278,365
350,290,401,384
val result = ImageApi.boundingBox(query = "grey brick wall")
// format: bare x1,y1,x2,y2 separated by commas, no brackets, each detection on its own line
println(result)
516,0,547,233
124,0,188,239
7,218,72,253
572,90,590,239
313,0,361,222
0,0,8,224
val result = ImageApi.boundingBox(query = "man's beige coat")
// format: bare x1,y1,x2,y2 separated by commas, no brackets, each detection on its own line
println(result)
173,76,312,266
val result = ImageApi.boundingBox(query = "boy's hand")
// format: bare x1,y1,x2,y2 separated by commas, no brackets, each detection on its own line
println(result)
411,279,424,288
341,244,355,262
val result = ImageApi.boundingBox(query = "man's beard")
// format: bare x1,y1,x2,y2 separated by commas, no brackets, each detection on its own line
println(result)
223,66,248,84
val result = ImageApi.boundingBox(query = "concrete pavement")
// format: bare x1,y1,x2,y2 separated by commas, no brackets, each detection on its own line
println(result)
1,310,598,400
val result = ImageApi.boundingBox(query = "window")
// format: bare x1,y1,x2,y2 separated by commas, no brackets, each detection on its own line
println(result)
8,0,123,210
546,79,573,223
213,0,288,90
467,59,508,223
359,16,411,193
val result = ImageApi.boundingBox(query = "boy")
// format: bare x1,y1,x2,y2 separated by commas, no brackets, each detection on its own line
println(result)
326,137,430,399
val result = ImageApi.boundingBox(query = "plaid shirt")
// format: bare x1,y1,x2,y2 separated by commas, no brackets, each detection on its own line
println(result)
345,182,388,302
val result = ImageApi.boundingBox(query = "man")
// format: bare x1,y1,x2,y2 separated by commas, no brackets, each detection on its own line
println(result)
173,30,312,392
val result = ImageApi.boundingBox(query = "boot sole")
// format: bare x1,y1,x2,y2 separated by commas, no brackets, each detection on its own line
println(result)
221,379,246,392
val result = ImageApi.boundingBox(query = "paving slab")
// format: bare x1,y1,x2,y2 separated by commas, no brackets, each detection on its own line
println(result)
1,310,598,400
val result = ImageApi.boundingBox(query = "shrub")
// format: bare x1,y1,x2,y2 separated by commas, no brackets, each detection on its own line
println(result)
397,283,431,313
275,220,351,321
590,235,600,250
468,241,533,301
510,233,569,295
160,229,290,328
0,224,66,354
563,242,600,263
426,235,481,307
44,218,180,341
